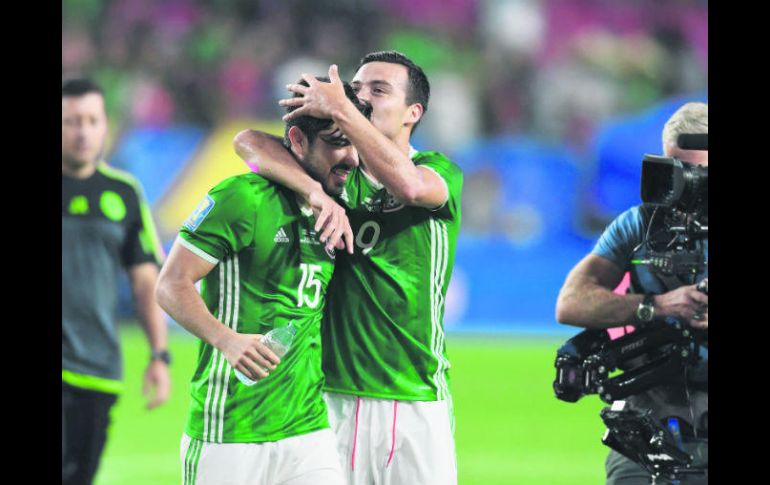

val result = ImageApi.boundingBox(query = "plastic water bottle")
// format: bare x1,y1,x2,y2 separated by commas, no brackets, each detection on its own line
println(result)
233,322,296,386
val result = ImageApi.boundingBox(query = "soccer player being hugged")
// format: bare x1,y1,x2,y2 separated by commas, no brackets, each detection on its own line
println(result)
156,81,369,485
234,51,463,485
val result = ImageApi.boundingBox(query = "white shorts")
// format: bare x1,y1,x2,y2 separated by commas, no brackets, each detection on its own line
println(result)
180,428,346,485
324,392,457,485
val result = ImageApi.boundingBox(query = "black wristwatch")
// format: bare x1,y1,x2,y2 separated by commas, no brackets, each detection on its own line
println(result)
151,350,172,365
635,294,656,323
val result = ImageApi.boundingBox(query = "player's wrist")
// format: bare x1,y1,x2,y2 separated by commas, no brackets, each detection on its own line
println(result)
331,100,359,129
211,325,237,352
150,349,171,365
302,181,325,204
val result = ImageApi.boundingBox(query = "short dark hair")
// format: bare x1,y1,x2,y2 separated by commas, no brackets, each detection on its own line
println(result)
358,50,430,133
283,77,372,148
62,77,104,98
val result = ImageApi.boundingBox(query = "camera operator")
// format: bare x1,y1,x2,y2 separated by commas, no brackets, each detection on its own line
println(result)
556,102,708,485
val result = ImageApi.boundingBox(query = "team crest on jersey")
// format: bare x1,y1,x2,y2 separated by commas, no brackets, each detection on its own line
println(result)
274,227,290,243
382,192,405,213
100,191,127,221
363,191,404,213
184,195,215,231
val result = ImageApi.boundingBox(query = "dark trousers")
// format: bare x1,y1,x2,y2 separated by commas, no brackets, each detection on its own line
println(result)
62,382,118,485
605,440,708,485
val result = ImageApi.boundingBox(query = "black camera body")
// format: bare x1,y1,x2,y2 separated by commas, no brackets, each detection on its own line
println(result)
641,154,708,218
639,132,708,250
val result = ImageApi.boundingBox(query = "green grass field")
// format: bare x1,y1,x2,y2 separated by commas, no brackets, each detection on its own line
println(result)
95,324,608,485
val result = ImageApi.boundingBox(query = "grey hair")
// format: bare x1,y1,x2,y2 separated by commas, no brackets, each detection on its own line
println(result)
662,102,708,150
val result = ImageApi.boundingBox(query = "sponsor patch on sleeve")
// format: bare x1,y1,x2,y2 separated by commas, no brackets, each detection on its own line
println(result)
183,194,215,231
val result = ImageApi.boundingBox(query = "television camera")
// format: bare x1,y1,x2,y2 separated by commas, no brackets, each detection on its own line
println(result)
553,133,708,482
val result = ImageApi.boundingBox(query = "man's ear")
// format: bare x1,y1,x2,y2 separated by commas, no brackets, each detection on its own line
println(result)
287,125,308,159
404,103,424,128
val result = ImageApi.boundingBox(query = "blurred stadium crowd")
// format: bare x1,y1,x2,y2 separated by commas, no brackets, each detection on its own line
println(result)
62,0,707,329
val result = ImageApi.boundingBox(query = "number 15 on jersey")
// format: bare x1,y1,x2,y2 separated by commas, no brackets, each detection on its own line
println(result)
297,263,322,308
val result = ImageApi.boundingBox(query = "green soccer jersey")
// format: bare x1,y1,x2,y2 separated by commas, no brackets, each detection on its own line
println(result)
323,150,463,401
178,173,336,443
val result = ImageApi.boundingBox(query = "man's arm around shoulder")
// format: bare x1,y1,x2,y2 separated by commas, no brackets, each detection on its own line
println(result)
233,129,323,202
233,129,354,254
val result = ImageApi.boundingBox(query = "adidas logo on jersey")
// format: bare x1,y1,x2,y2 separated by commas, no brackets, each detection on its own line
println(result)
274,227,290,243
